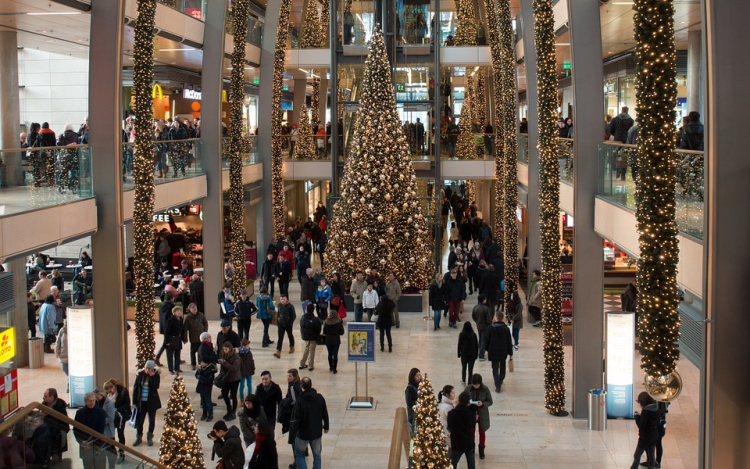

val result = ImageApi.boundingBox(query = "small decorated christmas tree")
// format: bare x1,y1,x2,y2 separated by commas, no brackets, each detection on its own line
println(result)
159,377,204,469
292,104,317,160
412,374,452,468
456,76,475,161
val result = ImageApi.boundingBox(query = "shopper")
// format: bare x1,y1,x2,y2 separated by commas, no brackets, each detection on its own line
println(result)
314,278,332,320
464,374,493,459
238,394,267,447
234,289,257,342
238,339,256,400
279,369,303,466
219,341,242,421
183,302,208,369
74,392,107,469
255,371,283,429
291,377,330,469
42,388,69,460
405,368,421,434
248,418,278,469
362,283,379,322
260,252,277,297
508,291,523,350
209,420,245,469
484,312,513,393
376,297,395,353
54,319,69,389
296,245,311,284
38,295,57,353
164,305,184,375
299,303,322,371
630,392,661,469
438,385,455,450
274,294,297,358
274,255,292,296
385,273,402,328
527,270,543,326
447,392,477,469
256,286,276,348
350,271,367,322
93,386,117,467
216,319,241,351
323,309,345,373
457,322,479,385
154,293,175,366
445,270,466,328
131,360,161,447
472,295,492,361
195,355,217,422
103,379,131,463
429,273,446,330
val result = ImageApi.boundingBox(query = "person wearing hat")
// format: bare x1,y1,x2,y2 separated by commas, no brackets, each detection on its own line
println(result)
217,319,241,352
234,289,257,342
131,360,161,447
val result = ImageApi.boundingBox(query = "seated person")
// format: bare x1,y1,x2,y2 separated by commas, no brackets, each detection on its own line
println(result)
180,260,194,279
73,270,93,299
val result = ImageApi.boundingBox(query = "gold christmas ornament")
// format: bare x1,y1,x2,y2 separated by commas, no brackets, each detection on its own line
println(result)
644,371,683,402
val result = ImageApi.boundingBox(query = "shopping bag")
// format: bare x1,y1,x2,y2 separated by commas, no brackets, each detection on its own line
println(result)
128,407,138,428
338,302,347,319
508,358,514,373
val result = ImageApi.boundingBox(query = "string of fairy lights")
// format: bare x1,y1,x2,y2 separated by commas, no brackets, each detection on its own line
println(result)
633,0,681,377
228,0,250,294
325,26,433,287
159,377,204,468
533,0,566,415
485,0,505,252
292,103,316,159
300,1,322,129
132,0,157,369
454,0,477,46
499,0,519,308
271,0,292,240
411,375,451,468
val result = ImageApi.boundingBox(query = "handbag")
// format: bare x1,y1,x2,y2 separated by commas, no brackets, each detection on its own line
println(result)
338,302,347,319
128,407,138,428
330,295,341,307
214,371,227,389
508,358,514,373
316,335,326,345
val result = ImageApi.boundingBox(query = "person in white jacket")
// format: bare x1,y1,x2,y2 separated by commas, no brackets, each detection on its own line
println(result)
362,283,379,322
437,385,455,450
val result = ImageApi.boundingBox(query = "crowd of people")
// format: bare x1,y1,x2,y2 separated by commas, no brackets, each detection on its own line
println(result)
20,119,89,191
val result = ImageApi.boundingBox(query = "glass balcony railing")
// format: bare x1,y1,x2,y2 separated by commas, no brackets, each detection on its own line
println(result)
225,12,264,48
222,135,259,168
0,145,93,217
279,132,332,160
158,0,206,21
518,133,529,164
122,138,203,191
558,137,574,184
439,132,496,160
598,141,704,239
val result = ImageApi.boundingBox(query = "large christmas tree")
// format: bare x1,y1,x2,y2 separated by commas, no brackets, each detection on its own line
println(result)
325,26,433,287
411,375,451,469
292,104,317,160
159,377,204,468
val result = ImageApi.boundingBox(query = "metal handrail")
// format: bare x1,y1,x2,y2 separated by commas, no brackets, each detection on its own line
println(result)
601,141,704,155
0,144,90,152
0,401,167,469
123,137,203,146
387,407,411,469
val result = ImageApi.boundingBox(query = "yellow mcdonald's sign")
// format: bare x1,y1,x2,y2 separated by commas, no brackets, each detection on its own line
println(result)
222,90,228,103
0,328,15,364
152,84,163,99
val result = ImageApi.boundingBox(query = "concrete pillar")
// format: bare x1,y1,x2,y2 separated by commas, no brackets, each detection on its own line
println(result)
0,31,22,187
257,0,282,250
201,0,228,320
703,1,750,466
567,0,605,419
292,78,307,124
8,259,29,368
519,0,541,284
88,0,127,386
687,29,702,117
319,77,329,126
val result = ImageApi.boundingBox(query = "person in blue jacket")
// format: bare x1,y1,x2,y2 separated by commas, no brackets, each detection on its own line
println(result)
256,286,276,348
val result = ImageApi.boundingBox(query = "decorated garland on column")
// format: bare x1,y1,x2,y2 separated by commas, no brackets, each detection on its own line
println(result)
499,0,519,308
300,1,322,129
533,0,566,416
633,0,681,383
454,0,477,46
132,0,157,369
292,104,316,159
484,0,504,251
271,0,292,239
228,0,251,293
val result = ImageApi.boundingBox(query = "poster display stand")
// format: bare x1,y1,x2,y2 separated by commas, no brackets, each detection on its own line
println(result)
605,311,635,418
68,306,95,408
347,322,376,410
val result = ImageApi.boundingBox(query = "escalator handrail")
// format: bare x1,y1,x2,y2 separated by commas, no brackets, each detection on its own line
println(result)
0,401,167,468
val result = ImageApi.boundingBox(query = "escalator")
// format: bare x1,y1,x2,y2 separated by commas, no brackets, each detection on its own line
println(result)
0,401,165,469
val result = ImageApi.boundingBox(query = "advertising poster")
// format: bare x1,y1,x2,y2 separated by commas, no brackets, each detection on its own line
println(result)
0,369,18,418
68,306,95,408
0,327,16,365
561,273,573,316
606,312,636,418
347,323,375,363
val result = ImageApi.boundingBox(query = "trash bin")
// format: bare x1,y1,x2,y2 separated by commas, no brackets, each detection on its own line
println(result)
29,337,45,369
588,389,607,431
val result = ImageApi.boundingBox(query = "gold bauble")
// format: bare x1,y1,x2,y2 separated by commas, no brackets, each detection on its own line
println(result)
377,215,384,222
379,238,386,244
644,371,683,401
362,229,369,236
359,186,366,193
380,258,387,265
385,193,392,201
347,258,355,265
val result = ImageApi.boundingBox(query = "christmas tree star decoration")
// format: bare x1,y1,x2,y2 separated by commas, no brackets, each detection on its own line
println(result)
292,104,316,160
228,0,251,294
533,0,566,415
325,26,433,287
411,375,452,468
271,0,292,239
159,376,204,469
498,0,519,308
132,0,157,369
633,0,681,378
454,0,477,46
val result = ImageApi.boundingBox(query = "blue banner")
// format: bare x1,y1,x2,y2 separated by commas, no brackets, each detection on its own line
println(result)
347,323,375,362
70,375,94,408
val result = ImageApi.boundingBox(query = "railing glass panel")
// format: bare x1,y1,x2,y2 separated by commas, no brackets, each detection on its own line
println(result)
122,138,203,191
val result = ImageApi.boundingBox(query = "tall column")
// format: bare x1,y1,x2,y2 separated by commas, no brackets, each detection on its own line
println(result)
201,0,228,320
89,0,127,385
567,0,605,419
687,29,702,117
704,1,750,467
0,31,22,187
257,0,282,250
8,260,29,367
519,0,541,284
291,78,307,124
318,77,329,126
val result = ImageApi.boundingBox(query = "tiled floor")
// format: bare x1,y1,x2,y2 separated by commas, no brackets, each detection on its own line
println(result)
15,246,700,469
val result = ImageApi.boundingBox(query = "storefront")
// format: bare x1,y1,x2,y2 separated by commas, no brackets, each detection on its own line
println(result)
152,205,204,268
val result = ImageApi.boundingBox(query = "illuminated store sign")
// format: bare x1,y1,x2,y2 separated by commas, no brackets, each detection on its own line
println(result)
606,312,635,418
183,89,202,100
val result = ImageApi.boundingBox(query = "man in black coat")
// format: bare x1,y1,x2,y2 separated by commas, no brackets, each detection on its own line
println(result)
254,371,283,430
164,306,184,374
155,294,175,366
299,303,322,370
290,377,329,469
188,274,205,313
447,392,477,469
234,289,257,341
299,269,317,304
43,388,70,460
444,270,466,328
484,311,513,392
209,420,244,469
479,265,501,312
216,319,241,351
608,106,635,143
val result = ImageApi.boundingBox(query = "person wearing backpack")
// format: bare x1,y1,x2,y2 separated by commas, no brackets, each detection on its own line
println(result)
274,294,297,359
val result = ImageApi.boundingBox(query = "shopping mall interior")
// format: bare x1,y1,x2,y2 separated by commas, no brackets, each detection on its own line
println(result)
0,0,747,468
